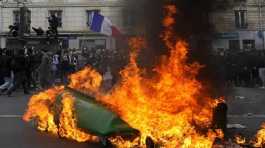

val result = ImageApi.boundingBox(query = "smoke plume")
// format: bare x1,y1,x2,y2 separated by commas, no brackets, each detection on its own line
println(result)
125,0,226,97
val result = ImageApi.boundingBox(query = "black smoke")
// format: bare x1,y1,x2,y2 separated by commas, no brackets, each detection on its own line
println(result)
126,0,226,97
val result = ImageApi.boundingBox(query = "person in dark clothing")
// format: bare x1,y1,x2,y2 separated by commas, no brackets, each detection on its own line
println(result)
25,49,38,90
60,54,71,84
242,66,251,87
0,49,4,85
212,101,228,139
252,66,260,87
25,54,31,88
6,49,29,96
39,50,52,89
28,51,41,90
0,51,13,93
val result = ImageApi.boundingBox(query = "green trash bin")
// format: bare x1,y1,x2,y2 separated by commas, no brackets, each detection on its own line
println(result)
65,87,138,137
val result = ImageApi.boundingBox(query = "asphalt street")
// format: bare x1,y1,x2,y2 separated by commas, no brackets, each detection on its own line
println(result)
0,90,101,148
227,87,265,138
0,87,265,147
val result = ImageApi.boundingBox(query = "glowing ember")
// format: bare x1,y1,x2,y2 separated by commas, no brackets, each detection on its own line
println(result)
235,135,246,145
23,4,224,148
252,123,265,147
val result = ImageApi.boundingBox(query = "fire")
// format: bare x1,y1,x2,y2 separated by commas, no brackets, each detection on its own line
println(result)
23,4,224,148
232,122,265,147
100,37,220,147
23,86,64,134
252,123,265,147
58,92,98,142
235,135,246,145
23,86,98,142
98,5,220,147
68,66,102,94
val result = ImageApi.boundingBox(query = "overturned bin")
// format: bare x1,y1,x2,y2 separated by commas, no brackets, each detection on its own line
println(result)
24,86,139,146
64,87,138,137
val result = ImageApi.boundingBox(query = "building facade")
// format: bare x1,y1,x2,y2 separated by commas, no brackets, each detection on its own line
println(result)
0,0,128,50
210,0,265,52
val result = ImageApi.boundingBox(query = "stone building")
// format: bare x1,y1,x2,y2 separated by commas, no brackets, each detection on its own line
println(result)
210,0,265,52
0,0,128,50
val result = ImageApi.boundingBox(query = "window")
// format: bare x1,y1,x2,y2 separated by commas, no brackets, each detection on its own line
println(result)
123,9,135,27
61,39,69,49
25,10,31,25
86,10,100,26
13,8,31,35
243,40,255,50
229,40,240,50
21,7,31,34
49,10,62,27
13,10,20,24
235,10,248,29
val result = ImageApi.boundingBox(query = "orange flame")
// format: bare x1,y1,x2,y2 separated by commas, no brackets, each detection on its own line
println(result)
235,135,246,145
23,86,98,142
252,123,265,147
68,66,102,94
23,86,64,134
23,4,224,147
58,92,98,142
97,5,221,147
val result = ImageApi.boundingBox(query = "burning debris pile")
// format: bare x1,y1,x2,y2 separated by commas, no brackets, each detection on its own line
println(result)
233,123,265,147
22,4,265,148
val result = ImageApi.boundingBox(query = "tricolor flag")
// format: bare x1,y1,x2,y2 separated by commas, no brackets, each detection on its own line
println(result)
89,12,122,37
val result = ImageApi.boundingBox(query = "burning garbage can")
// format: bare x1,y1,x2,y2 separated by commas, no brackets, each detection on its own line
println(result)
23,86,138,146
65,87,138,136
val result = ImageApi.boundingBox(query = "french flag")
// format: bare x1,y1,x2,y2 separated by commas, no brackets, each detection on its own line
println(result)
89,12,122,37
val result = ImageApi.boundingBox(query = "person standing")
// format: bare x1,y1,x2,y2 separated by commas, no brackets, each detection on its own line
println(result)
72,53,79,72
102,67,113,91
0,50,14,93
259,67,265,88
212,101,228,139
7,49,29,96
25,49,33,90
60,53,70,84
0,49,4,85
259,51,265,88
27,48,38,90
51,52,60,84
39,49,52,89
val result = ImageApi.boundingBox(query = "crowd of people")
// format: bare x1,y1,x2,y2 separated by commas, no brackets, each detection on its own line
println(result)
2,45,265,97
215,50,265,88
0,46,125,96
